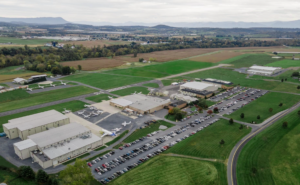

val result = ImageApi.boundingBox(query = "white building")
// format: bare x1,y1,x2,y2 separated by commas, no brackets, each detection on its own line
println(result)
13,78,27,85
3,110,70,140
14,123,102,169
180,82,218,98
247,65,282,76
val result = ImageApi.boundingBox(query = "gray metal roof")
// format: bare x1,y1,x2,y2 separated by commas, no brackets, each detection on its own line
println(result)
28,123,90,148
129,96,170,112
14,139,37,150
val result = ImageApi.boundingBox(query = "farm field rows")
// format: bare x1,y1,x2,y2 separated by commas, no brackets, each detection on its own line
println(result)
110,156,227,185
224,92,300,124
62,40,142,48
62,58,125,71
111,86,150,96
265,59,300,68
237,108,300,185
165,119,251,160
225,54,281,68
0,86,96,113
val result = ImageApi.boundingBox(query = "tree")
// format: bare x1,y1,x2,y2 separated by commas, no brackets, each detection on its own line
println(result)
285,78,287,81
52,179,59,185
60,158,94,185
229,118,234,124
291,71,299,77
36,169,49,184
62,66,71,75
282,121,288,128
257,115,260,119
269,108,273,113
220,139,225,145
17,166,35,180
281,79,284,82
168,108,174,115
297,85,300,89
279,103,283,107
240,113,244,119
198,107,203,112
239,124,244,130
207,110,213,114
175,112,184,120
298,110,300,116
77,65,82,71
51,67,61,75
36,64,45,72
133,51,137,57
139,58,144,62
213,107,219,113
70,67,76,74
251,167,257,174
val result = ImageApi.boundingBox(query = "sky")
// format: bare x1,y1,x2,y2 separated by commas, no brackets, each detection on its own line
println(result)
0,0,300,23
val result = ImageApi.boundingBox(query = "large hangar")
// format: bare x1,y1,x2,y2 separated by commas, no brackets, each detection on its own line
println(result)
3,110,70,140
247,65,282,76
180,82,218,98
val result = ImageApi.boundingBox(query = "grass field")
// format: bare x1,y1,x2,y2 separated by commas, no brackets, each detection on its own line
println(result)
0,100,86,132
224,92,300,124
62,73,152,90
165,119,251,160
251,70,300,84
123,121,174,143
0,66,42,83
227,54,281,68
237,108,300,185
86,94,115,103
105,60,214,78
142,83,159,88
111,87,150,96
0,86,96,113
106,130,129,146
110,156,227,185
0,37,56,45
265,59,300,68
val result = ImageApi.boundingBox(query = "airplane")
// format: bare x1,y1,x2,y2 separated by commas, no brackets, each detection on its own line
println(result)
84,104,91,108
77,110,85,115
60,81,67,85
50,83,56,87
122,121,131,127
138,92,142,94
63,108,71,113
110,132,117,137
38,85,44,89
26,88,32,91
108,96,114,99
92,111,99,116
94,92,100,95
83,113,91,119
112,127,122,132
96,110,103,114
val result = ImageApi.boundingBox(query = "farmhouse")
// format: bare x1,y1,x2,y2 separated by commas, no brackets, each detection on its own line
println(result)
180,82,218,98
3,110,70,140
110,94,170,114
247,65,282,76
14,123,102,169
13,78,27,85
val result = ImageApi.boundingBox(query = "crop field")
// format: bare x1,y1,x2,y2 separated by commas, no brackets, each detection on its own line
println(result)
227,54,281,68
62,58,125,71
62,73,152,89
86,94,115,103
237,108,300,185
110,156,227,185
62,40,142,48
0,100,86,132
0,65,42,83
105,60,214,78
142,83,159,88
251,70,300,84
165,119,251,160
111,87,150,96
0,37,56,45
224,92,300,124
190,50,245,63
123,121,174,143
0,86,96,113
184,68,300,93
265,59,300,68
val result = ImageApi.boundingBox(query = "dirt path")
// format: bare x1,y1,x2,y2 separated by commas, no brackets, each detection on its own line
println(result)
161,153,220,162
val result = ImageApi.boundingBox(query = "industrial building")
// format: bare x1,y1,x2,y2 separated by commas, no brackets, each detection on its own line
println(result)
14,122,102,169
110,94,170,114
13,78,27,84
247,65,282,76
170,94,198,103
180,82,218,98
203,78,232,85
3,110,70,140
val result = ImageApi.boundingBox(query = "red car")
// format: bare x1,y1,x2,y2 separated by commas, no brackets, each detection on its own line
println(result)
87,163,92,167
102,164,107,168
119,147,123,150
95,168,100,172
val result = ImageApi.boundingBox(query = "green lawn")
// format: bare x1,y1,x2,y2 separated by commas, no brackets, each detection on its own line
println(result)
62,73,152,90
0,86,96,113
165,114,177,121
63,153,90,165
0,65,34,75
0,170,37,185
251,69,300,84
265,59,300,68
123,120,174,143
224,92,300,124
218,54,251,64
0,100,86,132
111,87,150,96
207,100,216,107
165,119,251,160
0,83,9,87
142,83,159,88
86,94,115,103
106,130,129,146
110,156,227,185
227,54,281,68
237,108,300,185
0,37,57,45
105,60,214,78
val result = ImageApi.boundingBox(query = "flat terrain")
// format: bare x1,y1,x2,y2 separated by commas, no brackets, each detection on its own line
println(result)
0,37,56,45
110,156,227,185
226,54,281,68
165,119,251,160
62,40,141,48
111,87,150,96
142,83,159,88
225,92,300,124
86,94,115,103
0,86,96,113
190,50,245,63
62,73,152,90
0,65,41,83
237,108,300,185
62,58,125,71
265,59,300,68
251,69,300,84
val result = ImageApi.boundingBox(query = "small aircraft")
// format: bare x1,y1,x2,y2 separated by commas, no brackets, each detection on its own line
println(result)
50,83,56,87
138,92,142,94
63,108,71,113
83,113,91,119
60,81,67,85
91,111,99,116
84,104,91,108
112,127,122,132
108,96,114,99
96,110,103,114
77,110,85,115
110,131,117,137
122,121,131,127
38,85,44,89
26,87,32,91
131,91,137,95
89,106,95,110
94,92,100,95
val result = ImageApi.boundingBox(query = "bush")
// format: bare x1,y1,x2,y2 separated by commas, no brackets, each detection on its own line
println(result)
17,166,35,180
207,110,213,114
51,67,62,75
62,66,71,75
36,169,49,184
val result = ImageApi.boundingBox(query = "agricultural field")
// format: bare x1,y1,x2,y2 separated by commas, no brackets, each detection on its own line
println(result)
224,92,300,124
111,87,150,96
0,100,86,132
110,156,227,185
142,83,159,88
0,65,42,83
0,37,56,45
226,54,281,68
190,50,245,63
62,73,152,90
265,59,300,68
86,94,115,103
105,60,214,78
0,86,96,113
165,119,251,160
237,108,300,185
62,40,142,48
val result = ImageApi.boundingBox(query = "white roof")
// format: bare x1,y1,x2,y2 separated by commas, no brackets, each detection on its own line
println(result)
4,110,68,131
28,123,89,148
130,97,170,112
13,78,26,83
111,98,133,106
43,133,101,159
171,82,178,85
247,70,273,74
249,66,281,71
29,74,47,78
14,139,37,150
181,82,217,91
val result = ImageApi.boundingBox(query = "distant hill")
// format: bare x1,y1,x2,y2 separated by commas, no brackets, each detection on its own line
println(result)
0,17,69,25
152,25,173,29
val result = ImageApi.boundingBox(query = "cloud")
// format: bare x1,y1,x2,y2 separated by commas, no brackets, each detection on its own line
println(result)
0,0,299,23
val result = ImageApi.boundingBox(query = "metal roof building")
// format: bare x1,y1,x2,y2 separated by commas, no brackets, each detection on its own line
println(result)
247,65,282,76
180,82,218,92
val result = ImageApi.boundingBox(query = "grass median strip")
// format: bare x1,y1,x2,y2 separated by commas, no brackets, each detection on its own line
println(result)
106,130,129,146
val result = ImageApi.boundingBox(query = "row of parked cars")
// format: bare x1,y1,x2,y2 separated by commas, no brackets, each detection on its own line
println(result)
119,136,147,150
210,87,248,101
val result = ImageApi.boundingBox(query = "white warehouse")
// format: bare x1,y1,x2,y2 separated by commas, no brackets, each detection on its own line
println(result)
247,65,282,76
14,122,102,169
3,110,70,140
